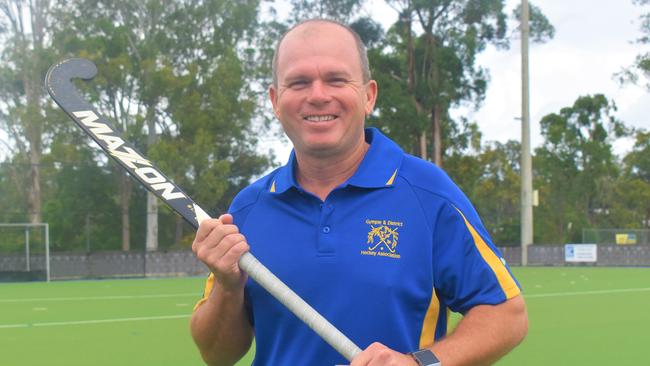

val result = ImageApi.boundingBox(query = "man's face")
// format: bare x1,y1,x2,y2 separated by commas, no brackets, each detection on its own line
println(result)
269,22,377,159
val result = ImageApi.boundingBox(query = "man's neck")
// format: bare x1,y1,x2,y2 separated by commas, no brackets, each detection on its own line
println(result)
295,141,369,201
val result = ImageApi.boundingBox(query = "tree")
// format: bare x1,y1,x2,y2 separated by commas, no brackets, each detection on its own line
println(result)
448,140,521,244
287,0,366,23
534,94,627,243
616,0,650,90
51,0,270,251
609,130,650,228
370,0,553,167
0,0,58,224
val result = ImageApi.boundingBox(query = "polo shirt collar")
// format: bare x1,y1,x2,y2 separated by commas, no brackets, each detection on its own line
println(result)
346,127,404,188
269,127,404,194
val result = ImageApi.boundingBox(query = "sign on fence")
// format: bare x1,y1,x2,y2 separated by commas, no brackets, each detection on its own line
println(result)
565,244,598,263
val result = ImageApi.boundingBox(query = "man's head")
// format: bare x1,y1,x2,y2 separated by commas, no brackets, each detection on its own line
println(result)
271,19,372,89
269,19,378,159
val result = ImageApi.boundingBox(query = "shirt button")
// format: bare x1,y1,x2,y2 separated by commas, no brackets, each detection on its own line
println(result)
322,226,331,233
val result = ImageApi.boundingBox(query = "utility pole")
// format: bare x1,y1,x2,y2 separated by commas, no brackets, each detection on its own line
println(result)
520,0,534,265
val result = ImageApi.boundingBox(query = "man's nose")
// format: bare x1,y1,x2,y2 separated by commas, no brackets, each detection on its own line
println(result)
306,80,331,104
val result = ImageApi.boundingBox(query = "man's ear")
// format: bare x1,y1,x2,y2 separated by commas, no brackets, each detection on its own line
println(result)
364,80,378,115
269,85,280,119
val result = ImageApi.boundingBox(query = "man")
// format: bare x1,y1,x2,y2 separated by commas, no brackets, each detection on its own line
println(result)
191,19,528,366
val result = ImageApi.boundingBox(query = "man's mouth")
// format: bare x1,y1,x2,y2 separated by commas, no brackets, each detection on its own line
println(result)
304,115,337,122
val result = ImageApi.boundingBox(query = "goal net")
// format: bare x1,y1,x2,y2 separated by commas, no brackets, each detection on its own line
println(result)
0,223,50,281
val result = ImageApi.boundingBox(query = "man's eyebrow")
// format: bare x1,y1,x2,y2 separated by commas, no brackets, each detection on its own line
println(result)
281,70,354,84
322,70,352,79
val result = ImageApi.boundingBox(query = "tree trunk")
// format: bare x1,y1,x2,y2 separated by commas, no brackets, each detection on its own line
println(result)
19,0,49,224
120,172,132,251
27,145,42,223
404,8,428,160
419,132,427,160
431,103,443,167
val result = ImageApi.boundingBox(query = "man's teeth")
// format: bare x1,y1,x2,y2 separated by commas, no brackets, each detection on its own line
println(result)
305,115,336,122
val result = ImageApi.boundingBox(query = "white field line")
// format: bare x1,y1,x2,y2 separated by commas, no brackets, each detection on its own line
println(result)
0,314,190,329
0,293,199,303
526,287,650,299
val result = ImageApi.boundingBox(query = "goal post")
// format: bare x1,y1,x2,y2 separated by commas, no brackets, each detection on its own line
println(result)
0,223,50,282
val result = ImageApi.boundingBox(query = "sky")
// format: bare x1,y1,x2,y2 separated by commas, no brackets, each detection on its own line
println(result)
271,0,649,161
461,0,649,154
389,0,648,152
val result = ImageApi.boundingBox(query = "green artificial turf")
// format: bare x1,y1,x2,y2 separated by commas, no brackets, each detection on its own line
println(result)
0,267,648,365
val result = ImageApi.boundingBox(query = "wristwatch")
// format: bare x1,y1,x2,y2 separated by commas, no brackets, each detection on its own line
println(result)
410,349,441,366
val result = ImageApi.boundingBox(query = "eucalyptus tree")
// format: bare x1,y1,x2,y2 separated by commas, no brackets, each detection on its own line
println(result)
610,130,650,229
52,0,270,250
369,0,553,166
0,0,59,224
534,94,628,243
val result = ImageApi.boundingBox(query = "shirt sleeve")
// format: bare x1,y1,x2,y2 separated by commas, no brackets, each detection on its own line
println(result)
432,202,520,314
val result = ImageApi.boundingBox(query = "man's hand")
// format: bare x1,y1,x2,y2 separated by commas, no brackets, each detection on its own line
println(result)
192,214,250,292
350,342,418,366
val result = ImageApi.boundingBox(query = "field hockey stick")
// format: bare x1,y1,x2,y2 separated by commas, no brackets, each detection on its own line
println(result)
44,58,362,361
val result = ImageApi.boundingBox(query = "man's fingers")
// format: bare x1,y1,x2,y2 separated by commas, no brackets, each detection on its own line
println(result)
350,343,415,366
203,224,239,248
218,213,234,225
208,235,250,271
195,218,222,243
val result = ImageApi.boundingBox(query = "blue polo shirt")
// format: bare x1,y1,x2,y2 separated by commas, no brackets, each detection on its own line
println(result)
196,128,520,365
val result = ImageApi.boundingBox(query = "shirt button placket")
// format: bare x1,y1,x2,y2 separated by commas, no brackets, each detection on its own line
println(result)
317,201,335,254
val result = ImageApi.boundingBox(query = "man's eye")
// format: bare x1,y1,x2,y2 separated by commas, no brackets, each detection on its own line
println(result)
329,78,347,86
289,80,308,89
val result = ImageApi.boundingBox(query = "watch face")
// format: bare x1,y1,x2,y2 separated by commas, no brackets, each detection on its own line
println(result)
412,349,441,366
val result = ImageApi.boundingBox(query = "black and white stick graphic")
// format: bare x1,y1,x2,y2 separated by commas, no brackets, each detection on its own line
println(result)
45,58,362,362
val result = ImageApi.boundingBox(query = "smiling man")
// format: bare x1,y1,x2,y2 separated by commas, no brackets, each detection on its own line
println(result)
190,19,528,366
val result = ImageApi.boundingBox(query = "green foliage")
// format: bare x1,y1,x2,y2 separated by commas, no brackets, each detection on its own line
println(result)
1,0,271,251
287,0,366,23
511,1,555,44
610,130,650,228
616,0,650,89
446,139,520,245
0,0,647,253
534,95,629,243
369,0,510,161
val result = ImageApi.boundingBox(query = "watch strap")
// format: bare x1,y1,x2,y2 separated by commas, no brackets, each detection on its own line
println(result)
410,349,441,366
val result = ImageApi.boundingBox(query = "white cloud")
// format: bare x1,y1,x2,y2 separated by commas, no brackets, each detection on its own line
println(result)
463,0,649,154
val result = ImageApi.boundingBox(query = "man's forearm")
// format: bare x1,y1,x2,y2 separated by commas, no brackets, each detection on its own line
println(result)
190,283,253,366
430,295,528,366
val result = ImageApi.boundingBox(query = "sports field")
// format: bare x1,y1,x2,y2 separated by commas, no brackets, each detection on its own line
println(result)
0,267,648,365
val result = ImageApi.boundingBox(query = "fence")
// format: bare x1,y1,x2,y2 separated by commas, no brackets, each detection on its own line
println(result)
0,250,207,280
503,245,650,267
2,244,650,281
582,228,650,245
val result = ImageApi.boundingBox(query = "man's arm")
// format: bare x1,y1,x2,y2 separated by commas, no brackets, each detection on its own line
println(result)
190,214,254,366
350,295,528,366
190,280,253,365
430,294,528,365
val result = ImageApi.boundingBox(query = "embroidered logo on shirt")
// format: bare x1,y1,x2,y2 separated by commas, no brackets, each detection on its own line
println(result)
361,219,403,259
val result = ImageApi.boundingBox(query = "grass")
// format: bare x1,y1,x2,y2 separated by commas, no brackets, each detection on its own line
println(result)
0,267,648,365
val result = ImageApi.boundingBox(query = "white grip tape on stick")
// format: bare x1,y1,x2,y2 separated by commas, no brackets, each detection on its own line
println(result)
239,252,362,361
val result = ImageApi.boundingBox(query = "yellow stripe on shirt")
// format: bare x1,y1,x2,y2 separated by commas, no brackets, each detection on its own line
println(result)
455,208,520,299
419,288,440,349
193,272,215,312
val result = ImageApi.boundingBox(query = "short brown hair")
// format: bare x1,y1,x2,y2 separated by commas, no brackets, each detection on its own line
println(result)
271,19,371,88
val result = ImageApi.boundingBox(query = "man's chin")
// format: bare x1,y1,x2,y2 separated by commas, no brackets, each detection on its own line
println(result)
296,141,343,158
